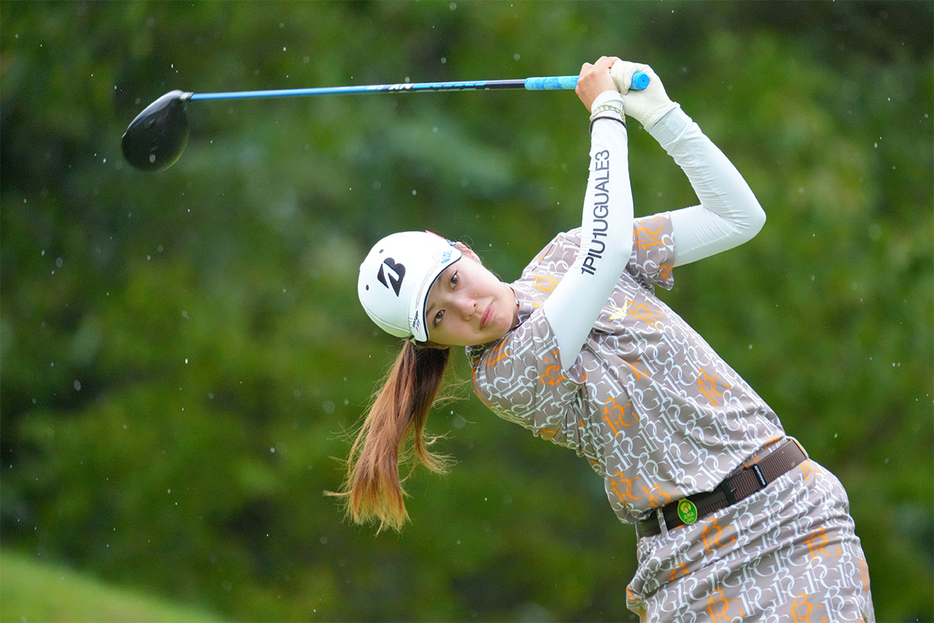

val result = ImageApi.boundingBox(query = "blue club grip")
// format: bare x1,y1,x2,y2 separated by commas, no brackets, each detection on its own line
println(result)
524,72,649,91
523,75,579,90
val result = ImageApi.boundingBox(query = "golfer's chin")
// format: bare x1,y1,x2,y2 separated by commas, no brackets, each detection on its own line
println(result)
471,309,515,347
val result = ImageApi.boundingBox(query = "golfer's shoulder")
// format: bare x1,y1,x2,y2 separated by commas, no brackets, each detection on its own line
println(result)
521,229,580,277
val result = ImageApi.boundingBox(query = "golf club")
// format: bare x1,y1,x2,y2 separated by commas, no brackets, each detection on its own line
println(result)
121,72,650,173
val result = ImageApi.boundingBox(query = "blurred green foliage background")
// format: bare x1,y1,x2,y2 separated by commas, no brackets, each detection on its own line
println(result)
1,1,931,621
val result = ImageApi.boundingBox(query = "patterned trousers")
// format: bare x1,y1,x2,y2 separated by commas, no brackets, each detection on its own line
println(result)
627,460,874,622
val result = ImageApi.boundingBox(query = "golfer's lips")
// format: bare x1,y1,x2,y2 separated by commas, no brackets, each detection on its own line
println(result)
479,303,494,329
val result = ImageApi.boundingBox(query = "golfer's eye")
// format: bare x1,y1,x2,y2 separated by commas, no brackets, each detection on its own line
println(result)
433,310,445,326
449,272,458,289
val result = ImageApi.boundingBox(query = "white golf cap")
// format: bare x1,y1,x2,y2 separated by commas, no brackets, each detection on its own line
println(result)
358,231,462,343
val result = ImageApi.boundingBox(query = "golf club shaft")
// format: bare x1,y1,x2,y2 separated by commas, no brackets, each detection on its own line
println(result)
187,73,649,101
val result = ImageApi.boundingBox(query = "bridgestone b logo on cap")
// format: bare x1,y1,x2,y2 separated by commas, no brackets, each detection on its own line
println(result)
377,258,405,296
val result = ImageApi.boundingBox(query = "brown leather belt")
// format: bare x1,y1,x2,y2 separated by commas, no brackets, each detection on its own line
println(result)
636,438,807,539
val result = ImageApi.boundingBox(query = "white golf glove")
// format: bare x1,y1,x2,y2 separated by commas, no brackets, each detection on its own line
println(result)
610,61,679,129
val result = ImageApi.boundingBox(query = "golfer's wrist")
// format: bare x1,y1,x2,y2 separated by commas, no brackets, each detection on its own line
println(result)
589,91,626,130
646,104,687,143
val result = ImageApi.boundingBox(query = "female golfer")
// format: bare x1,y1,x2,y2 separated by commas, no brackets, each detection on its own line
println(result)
344,57,874,621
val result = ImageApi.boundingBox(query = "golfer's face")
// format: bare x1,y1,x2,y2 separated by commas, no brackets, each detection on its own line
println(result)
424,254,517,347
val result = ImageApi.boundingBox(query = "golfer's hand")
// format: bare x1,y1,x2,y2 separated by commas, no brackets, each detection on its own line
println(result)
576,56,621,112
611,61,678,128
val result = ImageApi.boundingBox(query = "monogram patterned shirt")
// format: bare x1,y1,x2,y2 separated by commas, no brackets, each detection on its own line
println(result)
467,219,785,526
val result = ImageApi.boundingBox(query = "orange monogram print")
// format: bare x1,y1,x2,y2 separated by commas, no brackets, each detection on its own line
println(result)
629,302,664,326
804,527,841,560
635,219,665,249
799,459,819,480
539,349,566,386
607,471,646,505
705,589,743,622
533,274,559,293
625,360,650,380
603,397,638,435
668,562,690,581
790,593,815,623
698,368,730,405
482,340,511,367
701,516,736,554
642,483,673,507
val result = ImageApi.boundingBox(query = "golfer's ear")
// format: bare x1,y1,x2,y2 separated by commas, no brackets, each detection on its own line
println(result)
454,242,481,263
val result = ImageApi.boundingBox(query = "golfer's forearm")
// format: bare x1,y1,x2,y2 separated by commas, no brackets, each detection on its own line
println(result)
650,107,766,266
544,91,632,370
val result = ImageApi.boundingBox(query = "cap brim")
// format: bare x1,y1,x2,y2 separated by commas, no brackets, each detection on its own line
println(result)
409,253,461,343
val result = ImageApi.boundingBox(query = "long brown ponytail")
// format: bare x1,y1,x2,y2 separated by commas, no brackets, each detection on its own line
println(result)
332,341,453,532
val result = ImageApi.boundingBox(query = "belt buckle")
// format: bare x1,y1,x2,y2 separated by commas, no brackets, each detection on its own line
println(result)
656,507,669,538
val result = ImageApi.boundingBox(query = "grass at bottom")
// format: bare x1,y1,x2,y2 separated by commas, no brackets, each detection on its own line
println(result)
0,550,223,623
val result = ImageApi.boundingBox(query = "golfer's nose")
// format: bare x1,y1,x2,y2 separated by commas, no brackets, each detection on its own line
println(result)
453,295,476,319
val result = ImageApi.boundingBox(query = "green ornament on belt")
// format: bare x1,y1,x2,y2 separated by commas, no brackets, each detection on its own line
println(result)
677,499,698,525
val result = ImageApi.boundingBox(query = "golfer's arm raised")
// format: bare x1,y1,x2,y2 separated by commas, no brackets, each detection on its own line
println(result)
543,85,632,372
650,107,766,266
613,61,766,266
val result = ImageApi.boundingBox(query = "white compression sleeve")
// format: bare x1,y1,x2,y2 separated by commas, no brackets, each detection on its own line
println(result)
543,91,632,371
648,107,766,267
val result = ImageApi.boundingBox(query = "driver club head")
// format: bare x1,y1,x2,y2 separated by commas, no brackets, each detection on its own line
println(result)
121,90,191,172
